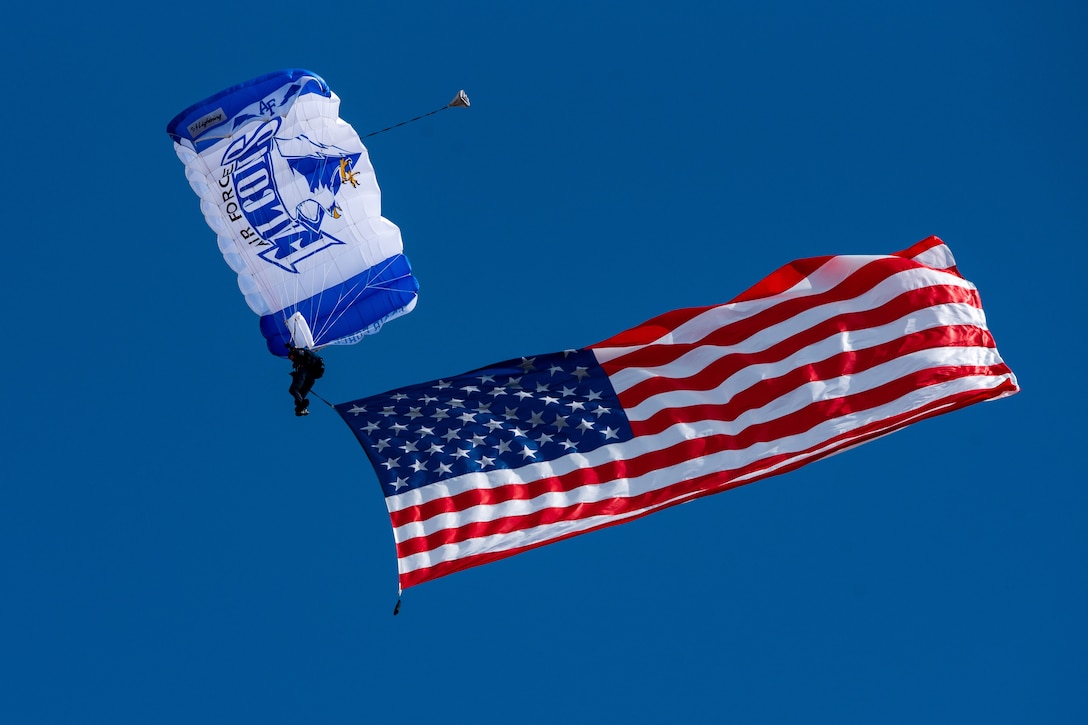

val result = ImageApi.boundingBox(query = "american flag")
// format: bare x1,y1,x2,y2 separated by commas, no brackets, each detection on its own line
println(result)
335,236,1019,591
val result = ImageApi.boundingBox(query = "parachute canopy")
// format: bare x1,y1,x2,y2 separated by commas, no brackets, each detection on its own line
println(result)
167,69,418,356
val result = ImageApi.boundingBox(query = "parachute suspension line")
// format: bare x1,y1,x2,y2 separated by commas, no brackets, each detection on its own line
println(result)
187,130,296,356
315,247,351,345
285,154,338,349
312,278,362,345
279,246,406,351
360,90,470,140
278,201,337,350
300,256,361,348
304,157,354,348
276,263,305,349
309,254,415,346
299,241,337,348
318,255,397,338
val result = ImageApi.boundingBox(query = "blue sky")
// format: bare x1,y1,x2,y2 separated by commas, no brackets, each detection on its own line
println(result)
2,2,1084,723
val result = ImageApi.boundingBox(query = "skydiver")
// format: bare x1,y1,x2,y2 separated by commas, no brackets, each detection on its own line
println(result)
286,343,325,416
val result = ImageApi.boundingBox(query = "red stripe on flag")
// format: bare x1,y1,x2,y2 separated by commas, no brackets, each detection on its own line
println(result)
388,323,1002,530
595,256,971,369
630,325,997,436
613,287,983,406
397,374,1016,588
393,363,1014,558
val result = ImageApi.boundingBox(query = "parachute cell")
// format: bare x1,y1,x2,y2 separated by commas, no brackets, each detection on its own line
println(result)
166,69,419,356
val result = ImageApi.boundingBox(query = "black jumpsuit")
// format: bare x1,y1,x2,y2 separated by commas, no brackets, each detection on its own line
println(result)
288,348,323,415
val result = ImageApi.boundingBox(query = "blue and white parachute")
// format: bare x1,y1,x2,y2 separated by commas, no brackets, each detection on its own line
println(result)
166,69,419,356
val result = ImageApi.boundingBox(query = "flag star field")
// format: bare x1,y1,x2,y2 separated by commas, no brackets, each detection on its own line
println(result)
337,349,632,496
